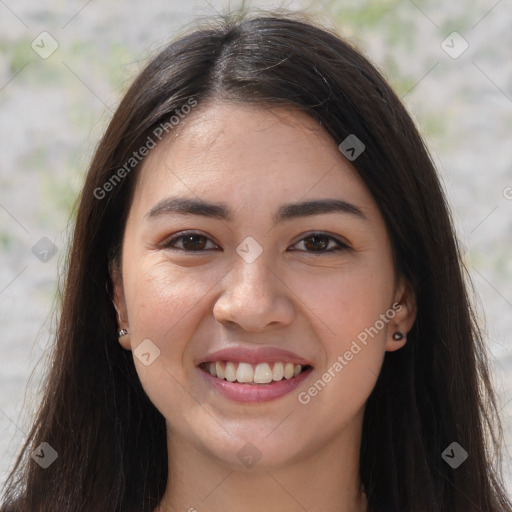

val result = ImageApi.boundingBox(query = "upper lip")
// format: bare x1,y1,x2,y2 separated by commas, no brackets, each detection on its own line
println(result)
197,347,312,366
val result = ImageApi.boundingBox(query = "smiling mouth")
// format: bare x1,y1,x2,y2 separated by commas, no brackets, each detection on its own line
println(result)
199,361,313,385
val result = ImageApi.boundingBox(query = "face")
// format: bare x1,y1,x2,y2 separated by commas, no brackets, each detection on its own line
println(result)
112,101,416,470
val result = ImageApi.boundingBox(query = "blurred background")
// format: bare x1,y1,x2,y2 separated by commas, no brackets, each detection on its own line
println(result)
1,0,511,495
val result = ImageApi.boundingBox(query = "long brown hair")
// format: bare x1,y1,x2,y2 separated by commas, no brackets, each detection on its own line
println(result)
2,8,510,512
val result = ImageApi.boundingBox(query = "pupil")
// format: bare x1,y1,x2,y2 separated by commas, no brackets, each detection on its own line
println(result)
306,236,327,251
184,235,205,250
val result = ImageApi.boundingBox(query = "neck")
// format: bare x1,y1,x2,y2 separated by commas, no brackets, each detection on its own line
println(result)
154,413,367,512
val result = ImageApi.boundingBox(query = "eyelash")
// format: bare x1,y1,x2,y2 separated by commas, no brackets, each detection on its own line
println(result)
161,231,350,254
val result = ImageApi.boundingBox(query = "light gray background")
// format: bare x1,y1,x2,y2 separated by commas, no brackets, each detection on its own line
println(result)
1,0,511,497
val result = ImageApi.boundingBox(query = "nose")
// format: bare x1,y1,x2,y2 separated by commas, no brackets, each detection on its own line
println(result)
212,257,295,332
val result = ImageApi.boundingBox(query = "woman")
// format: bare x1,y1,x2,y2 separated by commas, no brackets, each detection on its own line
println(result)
2,9,511,512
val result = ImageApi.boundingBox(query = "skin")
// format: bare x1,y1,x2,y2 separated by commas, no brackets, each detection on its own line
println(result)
111,101,417,512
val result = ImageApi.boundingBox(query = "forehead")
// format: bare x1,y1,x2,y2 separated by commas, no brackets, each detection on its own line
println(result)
131,101,374,214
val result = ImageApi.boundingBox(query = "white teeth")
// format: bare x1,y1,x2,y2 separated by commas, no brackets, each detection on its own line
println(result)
236,362,254,383
254,363,273,384
284,362,295,379
225,361,237,382
215,361,225,380
204,361,306,383
272,362,284,381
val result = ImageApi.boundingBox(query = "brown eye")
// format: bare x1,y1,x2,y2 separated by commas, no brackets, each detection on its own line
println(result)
164,232,219,252
303,235,329,251
292,233,349,253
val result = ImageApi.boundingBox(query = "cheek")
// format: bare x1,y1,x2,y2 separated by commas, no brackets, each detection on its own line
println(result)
123,262,220,421
123,263,212,388
293,264,392,408
125,262,213,339
294,263,394,343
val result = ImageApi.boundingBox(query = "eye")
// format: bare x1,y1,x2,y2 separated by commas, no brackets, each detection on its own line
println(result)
290,232,350,254
161,231,349,254
162,231,220,252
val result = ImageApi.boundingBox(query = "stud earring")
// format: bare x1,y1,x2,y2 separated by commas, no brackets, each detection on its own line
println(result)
118,329,129,338
392,332,404,341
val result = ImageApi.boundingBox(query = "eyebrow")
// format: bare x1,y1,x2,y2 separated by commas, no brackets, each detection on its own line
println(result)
144,197,368,224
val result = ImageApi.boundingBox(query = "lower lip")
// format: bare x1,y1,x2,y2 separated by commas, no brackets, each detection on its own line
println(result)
198,366,313,403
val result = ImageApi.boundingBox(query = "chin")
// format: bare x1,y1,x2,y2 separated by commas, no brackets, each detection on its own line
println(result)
195,429,310,471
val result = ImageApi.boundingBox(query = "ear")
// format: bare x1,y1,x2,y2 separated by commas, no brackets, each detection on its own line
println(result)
385,276,417,352
110,263,132,351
